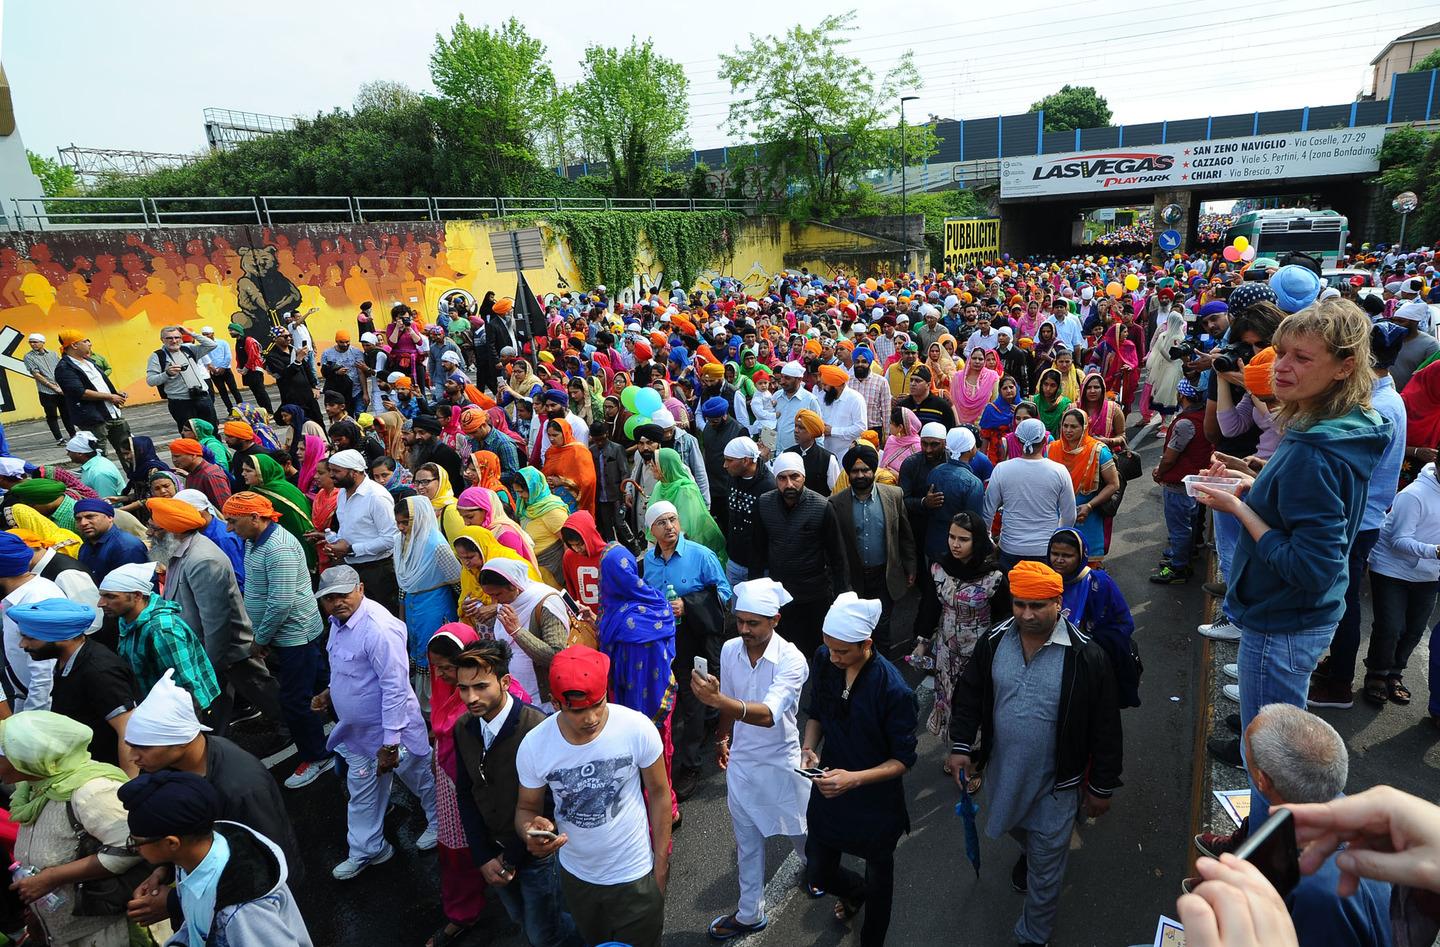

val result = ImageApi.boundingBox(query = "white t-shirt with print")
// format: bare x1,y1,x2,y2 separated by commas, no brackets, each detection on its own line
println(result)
515,703,663,885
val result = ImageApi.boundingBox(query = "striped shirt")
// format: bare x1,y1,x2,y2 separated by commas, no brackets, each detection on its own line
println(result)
118,595,220,709
242,523,324,648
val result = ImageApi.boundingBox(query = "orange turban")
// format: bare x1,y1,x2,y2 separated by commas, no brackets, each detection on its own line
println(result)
858,430,881,449
7,529,49,550
393,376,412,390
700,362,724,381
168,438,203,457
648,331,667,348
222,420,254,441
146,497,207,532
460,407,486,434
818,364,849,388
221,492,281,522
804,339,822,357
335,330,351,342
493,298,513,315
1009,560,1064,600
795,409,825,438
1244,347,1276,398
58,329,86,348
633,341,653,361
837,339,855,352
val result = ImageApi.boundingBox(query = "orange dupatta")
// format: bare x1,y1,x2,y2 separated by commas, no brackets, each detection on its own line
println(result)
1047,428,1102,495
541,422,596,514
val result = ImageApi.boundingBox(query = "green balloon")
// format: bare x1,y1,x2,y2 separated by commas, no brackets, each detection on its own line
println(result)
620,385,641,413
624,415,645,440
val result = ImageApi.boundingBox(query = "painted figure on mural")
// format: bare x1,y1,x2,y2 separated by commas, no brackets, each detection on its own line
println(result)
235,245,303,342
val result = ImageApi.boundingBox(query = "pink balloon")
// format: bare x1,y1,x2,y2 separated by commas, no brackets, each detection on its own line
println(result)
1241,246,1256,261
1223,246,1242,263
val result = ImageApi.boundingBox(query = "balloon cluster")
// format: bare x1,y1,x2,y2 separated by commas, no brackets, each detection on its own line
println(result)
619,385,665,439
1103,273,1142,298
1222,235,1257,264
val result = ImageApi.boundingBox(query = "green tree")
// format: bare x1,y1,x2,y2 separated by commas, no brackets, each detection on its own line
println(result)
26,151,78,197
353,80,421,112
1410,49,1440,72
1029,85,1112,132
570,39,690,198
429,15,566,192
1373,125,1440,244
719,11,936,218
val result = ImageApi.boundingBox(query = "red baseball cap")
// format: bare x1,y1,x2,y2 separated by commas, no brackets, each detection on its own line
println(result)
549,646,609,709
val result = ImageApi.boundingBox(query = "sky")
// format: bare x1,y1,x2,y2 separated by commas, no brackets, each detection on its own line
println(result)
5,0,1437,165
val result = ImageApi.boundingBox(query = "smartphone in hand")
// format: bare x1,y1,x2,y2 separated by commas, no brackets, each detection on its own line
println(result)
794,767,826,779
1233,809,1300,898
694,656,709,678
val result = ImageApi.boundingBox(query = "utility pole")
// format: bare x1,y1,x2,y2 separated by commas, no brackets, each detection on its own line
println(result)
899,95,919,274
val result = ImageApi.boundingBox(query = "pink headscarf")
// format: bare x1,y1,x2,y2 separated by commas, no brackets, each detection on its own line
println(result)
880,407,921,473
486,406,528,452
428,622,531,780
297,434,326,497
458,485,541,570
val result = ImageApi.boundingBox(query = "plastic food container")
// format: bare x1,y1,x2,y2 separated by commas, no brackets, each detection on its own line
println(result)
1183,474,1245,498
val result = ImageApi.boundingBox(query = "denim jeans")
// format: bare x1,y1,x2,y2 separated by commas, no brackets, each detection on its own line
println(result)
1364,572,1440,677
1323,528,1380,682
723,559,751,587
1162,489,1197,570
495,855,581,947
1430,623,1440,717
1213,509,1241,582
1237,623,1335,825
272,639,329,762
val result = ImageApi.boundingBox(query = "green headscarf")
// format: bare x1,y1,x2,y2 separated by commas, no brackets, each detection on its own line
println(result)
515,467,569,522
650,448,727,564
1034,369,1071,436
190,418,231,469
2,712,127,824
248,454,316,571
6,478,65,506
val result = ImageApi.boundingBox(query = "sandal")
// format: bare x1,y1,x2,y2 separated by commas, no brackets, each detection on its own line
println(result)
708,912,768,940
1388,678,1412,705
426,923,472,947
1362,675,1388,706
832,894,864,922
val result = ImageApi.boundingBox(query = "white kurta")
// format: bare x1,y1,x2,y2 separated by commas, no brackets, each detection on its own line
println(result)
721,633,810,837
819,386,868,457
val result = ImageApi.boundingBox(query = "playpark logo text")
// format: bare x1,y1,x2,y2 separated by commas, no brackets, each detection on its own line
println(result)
1033,152,1176,188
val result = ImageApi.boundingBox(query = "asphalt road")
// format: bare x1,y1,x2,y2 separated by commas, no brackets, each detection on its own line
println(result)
5,399,1433,947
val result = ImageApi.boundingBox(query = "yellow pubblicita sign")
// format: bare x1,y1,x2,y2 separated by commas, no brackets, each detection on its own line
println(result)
943,217,1001,271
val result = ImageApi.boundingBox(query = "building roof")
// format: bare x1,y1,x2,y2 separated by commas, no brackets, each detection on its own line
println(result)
1371,20,1440,65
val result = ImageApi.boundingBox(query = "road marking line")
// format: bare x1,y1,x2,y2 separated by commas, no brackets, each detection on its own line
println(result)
745,851,804,944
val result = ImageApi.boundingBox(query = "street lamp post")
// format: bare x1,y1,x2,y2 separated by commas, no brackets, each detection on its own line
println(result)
900,95,919,274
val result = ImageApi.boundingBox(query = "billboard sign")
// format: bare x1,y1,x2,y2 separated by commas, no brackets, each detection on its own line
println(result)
943,217,1001,270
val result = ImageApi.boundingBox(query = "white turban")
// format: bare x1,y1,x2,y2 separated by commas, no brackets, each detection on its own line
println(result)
360,332,378,344
27,333,43,343
174,489,219,519
772,453,805,478
125,669,211,747
723,437,760,461
645,500,679,531
328,449,367,472
65,432,98,454
98,561,157,593
822,591,882,643
1015,417,1048,447
651,408,676,430
0,458,24,478
733,577,792,617
946,427,976,459
780,361,805,379
920,422,947,441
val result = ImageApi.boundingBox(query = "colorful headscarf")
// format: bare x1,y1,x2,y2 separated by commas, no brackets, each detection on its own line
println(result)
1,711,127,824
596,545,676,723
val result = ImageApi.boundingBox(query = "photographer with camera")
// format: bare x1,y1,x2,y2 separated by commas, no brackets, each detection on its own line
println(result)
146,325,219,434
386,303,426,385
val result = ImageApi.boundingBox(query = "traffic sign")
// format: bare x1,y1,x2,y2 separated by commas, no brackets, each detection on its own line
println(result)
1158,230,1181,252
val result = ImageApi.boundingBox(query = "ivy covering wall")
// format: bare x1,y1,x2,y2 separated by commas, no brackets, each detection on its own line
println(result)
518,211,739,292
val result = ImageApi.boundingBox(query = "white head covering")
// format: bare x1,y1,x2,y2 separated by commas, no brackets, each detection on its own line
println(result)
1318,287,1341,301
328,449,367,471
26,333,43,343
946,427,976,459
1015,417,1048,447
723,436,760,461
0,458,24,478
441,350,462,365
733,577,792,617
780,361,805,378
644,500,679,531
651,408,676,430
920,421,947,441
386,371,406,384
173,489,218,519
360,332,378,344
772,453,805,477
98,561,156,593
64,432,98,454
822,591,882,643
125,669,212,746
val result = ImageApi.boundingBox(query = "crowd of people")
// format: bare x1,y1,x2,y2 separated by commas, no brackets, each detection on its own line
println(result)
0,234,1436,947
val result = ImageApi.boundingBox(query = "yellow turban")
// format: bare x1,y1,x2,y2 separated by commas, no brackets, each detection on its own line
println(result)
795,410,825,438
817,364,849,388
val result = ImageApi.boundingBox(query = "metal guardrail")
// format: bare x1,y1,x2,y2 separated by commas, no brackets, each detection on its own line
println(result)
9,195,764,230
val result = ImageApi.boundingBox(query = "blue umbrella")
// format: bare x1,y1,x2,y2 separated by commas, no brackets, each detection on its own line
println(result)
955,785,981,877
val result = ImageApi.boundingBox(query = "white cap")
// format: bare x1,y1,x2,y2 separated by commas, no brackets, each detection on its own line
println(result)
773,453,805,477
920,421,947,440
723,436,760,461
0,458,25,478
386,372,406,384
360,332,378,344
26,333,43,343
98,561,157,594
1015,417,1048,447
1393,300,1430,324
125,670,211,747
946,427,976,459
780,361,805,378
328,449,367,471
733,577,793,617
441,350,462,365
651,408,676,430
822,591,882,643
644,500,679,531
201,326,214,334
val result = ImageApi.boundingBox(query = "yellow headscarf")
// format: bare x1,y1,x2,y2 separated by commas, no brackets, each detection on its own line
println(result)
422,464,465,542
8,506,82,552
452,525,542,623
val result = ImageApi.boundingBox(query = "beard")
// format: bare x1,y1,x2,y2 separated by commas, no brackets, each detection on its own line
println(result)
779,486,803,504
853,363,870,379
149,532,182,564
823,386,841,405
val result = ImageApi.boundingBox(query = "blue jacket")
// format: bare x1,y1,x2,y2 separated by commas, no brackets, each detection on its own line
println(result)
923,460,986,561
1288,849,1392,947
1361,376,1406,531
1226,406,1392,633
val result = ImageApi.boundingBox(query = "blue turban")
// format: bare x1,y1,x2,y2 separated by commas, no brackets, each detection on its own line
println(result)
540,388,569,407
701,396,730,419
73,498,115,518
7,598,95,642
118,770,222,837
1198,301,1229,319
1176,380,1202,400
0,532,32,578
852,346,875,364
1269,265,1322,314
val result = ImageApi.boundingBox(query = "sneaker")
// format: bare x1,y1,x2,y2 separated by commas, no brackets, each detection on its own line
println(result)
1222,663,1238,682
1198,619,1242,641
1224,712,1241,733
1206,735,1244,769
1203,581,1227,597
1221,683,1240,703
229,706,265,727
415,825,438,851
1011,854,1028,893
1195,818,1249,859
1307,676,1354,710
332,842,393,880
284,757,334,789
674,766,702,802
1148,564,1192,584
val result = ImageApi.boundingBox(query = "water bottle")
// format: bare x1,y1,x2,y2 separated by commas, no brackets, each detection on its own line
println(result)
904,653,936,671
665,584,678,602
10,862,65,912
